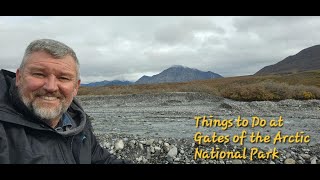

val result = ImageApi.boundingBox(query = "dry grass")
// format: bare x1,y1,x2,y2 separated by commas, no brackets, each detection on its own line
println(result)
78,70,320,101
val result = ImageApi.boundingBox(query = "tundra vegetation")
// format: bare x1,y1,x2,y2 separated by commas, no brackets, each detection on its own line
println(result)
78,70,320,101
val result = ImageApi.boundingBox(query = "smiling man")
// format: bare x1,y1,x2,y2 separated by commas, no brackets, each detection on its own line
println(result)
0,39,131,164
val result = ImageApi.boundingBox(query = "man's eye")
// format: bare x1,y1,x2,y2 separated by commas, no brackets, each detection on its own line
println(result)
59,77,70,81
33,73,45,77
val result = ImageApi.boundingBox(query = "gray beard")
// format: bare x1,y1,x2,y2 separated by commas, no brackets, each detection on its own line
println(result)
18,87,68,123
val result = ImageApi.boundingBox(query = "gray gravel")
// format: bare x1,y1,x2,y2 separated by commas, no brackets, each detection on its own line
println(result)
94,133,320,164
77,92,320,164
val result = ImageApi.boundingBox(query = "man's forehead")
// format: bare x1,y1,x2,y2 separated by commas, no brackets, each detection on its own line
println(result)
25,59,77,75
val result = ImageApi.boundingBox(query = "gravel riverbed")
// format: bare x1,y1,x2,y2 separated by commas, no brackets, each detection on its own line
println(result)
77,92,320,164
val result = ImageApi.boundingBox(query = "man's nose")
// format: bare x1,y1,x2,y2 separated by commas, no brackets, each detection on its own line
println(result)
43,75,59,92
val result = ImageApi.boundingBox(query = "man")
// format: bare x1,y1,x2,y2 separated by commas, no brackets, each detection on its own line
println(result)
0,39,131,164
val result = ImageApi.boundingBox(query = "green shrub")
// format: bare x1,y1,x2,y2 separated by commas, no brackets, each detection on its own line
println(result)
219,81,320,101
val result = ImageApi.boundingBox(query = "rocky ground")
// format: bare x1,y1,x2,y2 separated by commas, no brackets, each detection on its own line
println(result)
95,133,320,164
77,92,320,164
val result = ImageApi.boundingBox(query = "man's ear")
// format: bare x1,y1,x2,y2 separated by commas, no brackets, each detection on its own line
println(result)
16,69,21,86
73,79,81,97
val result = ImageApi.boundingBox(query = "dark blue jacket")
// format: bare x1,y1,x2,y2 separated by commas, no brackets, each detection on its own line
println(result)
0,69,129,164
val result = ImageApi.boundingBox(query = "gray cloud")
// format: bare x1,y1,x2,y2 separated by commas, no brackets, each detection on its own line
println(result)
0,16,319,83
154,17,225,45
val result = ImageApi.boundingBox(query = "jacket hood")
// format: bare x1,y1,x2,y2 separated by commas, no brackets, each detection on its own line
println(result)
0,69,86,137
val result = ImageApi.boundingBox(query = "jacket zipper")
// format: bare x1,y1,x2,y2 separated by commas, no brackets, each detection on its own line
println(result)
70,136,75,151
58,139,68,164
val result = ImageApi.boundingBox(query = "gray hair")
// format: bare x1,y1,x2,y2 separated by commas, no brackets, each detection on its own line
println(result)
20,39,80,80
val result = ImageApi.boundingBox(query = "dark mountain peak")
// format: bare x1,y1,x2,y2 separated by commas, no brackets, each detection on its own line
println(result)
164,65,190,72
255,44,320,75
171,65,186,68
165,65,207,73
135,65,223,84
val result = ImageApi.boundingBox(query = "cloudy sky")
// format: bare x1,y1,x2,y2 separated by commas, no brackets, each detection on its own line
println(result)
1,16,320,83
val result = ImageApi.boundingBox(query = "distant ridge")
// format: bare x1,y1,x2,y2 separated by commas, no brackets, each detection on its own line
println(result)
81,80,133,87
135,65,223,84
255,45,320,75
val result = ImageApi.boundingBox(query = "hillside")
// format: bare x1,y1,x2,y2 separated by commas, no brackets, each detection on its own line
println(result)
255,45,320,75
78,70,320,101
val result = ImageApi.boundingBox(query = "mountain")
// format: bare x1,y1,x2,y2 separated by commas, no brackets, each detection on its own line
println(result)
135,65,223,84
81,80,133,87
255,45,320,75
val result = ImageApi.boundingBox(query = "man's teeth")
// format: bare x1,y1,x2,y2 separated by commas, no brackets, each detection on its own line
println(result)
41,96,58,100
